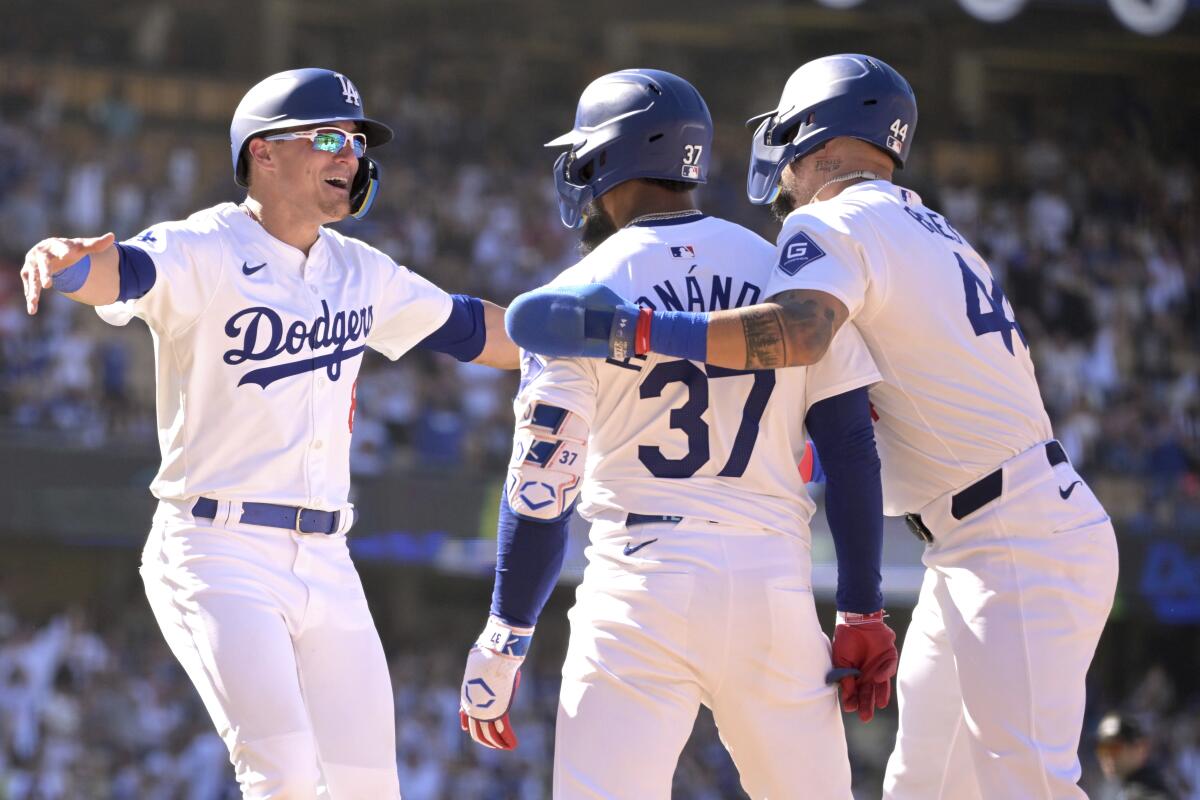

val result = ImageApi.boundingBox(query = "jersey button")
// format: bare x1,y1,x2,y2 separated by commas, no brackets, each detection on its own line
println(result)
313,440,323,449
308,285,319,295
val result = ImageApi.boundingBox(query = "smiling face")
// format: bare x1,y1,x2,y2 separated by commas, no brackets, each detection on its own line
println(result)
246,121,362,225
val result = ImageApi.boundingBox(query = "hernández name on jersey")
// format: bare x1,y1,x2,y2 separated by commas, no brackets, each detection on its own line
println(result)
223,299,374,388
633,272,762,313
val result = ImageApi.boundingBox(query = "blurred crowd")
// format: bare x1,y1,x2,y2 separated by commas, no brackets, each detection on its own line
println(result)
0,61,1196,529
1,598,1197,799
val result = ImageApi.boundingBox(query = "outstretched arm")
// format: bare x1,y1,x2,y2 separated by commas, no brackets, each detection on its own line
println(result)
503,283,847,370
416,295,519,369
474,300,519,369
21,234,118,314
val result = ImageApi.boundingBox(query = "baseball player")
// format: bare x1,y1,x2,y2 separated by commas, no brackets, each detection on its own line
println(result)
458,69,897,800
506,53,1120,799
20,68,517,799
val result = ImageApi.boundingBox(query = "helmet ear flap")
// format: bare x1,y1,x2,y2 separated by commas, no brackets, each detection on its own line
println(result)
349,157,380,219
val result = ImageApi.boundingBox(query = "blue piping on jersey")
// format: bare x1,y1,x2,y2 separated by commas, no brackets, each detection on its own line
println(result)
627,213,710,228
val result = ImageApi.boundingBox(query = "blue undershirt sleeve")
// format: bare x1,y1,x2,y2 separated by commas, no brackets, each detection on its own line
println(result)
805,386,883,613
115,243,158,302
416,294,487,362
489,491,572,628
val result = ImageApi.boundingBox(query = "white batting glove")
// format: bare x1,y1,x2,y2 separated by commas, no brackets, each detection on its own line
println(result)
459,616,532,750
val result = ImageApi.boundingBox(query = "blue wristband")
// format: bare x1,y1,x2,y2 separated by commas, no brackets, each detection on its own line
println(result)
649,311,708,363
52,255,91,294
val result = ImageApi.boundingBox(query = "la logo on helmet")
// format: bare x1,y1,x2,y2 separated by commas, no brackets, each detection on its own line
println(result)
335,74,361,107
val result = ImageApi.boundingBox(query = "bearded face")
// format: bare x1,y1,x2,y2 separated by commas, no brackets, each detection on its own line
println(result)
770,185,798,223
578,201,619,255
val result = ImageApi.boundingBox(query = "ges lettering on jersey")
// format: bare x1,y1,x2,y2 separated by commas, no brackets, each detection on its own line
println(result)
777,231,826,276
223,299,373,389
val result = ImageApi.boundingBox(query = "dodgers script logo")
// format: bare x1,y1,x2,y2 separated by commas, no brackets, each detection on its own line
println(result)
223,300,373,388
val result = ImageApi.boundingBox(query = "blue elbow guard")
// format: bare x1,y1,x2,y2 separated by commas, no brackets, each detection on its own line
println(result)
505,284,639,359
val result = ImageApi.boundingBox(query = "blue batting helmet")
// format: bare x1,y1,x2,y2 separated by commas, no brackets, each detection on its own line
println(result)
745,54,917,206
547,69,712,229
230,68,393,218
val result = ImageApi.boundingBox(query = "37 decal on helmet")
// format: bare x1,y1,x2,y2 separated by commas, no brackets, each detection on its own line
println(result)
746,54,917,206
230,68,393,219
548,69,713,229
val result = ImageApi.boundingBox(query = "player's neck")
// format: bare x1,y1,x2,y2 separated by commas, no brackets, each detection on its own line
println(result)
242,195,321,255
807,161,893,204
603,185,699,229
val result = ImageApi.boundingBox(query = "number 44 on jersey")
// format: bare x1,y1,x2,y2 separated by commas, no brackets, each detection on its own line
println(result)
956,252,1027,356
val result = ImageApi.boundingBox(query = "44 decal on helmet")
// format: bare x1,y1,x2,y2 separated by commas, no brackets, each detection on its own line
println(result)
887,119,909,155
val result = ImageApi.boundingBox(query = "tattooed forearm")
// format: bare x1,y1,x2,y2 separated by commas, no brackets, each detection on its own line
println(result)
768,290,845,367
740,305,789,369
706,290,847,371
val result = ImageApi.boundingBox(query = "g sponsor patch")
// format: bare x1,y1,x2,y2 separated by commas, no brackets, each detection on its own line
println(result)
777,231,826,275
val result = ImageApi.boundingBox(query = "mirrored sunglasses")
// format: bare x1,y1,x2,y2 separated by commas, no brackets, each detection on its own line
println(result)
264,127,367,158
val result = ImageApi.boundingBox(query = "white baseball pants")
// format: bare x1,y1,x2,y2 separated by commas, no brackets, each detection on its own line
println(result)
883,441,1119,799
554,519,852,800
140,499,400,800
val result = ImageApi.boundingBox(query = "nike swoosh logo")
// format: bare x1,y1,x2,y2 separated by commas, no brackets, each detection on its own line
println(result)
241,261,267,276
1059,480,1082,500
623,538,658,557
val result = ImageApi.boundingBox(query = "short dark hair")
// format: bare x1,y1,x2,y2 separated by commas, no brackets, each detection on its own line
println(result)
642,178,695,193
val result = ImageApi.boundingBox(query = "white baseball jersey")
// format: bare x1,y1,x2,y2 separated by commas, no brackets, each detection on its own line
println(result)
520,214,880,538
96,201,452,511
763,180,1053,515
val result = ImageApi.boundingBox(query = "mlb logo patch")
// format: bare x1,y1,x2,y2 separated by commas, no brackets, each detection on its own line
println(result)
670,245,696,259
681,164,701,179
777,231,826,276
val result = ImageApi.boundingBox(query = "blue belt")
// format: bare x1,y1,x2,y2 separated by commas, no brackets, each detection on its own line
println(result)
192,497,340,535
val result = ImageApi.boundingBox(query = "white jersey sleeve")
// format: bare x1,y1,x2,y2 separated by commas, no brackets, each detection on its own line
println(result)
764,209,877,321
362,258,453,360
96,219,225,336
805,322,880,407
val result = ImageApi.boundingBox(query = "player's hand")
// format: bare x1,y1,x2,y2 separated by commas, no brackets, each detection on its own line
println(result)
828,610,898,722
459,617,533,750
20,233,114,315
505,284,642,360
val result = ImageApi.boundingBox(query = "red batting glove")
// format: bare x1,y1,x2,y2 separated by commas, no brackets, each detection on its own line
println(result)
830,610,898,722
